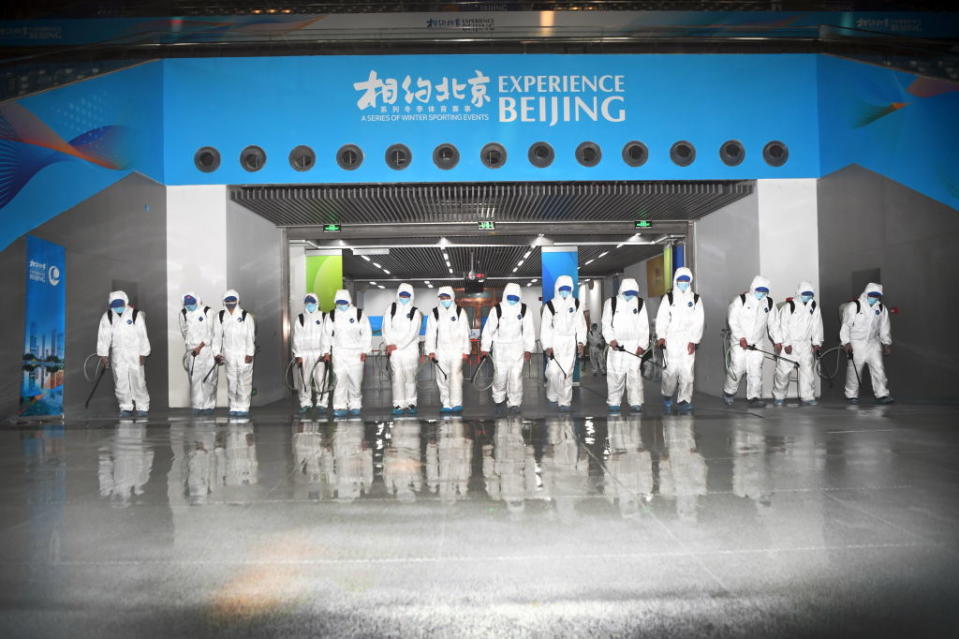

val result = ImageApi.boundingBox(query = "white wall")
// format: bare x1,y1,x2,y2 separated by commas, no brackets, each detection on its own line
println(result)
166,185,229,408
757,179,820,302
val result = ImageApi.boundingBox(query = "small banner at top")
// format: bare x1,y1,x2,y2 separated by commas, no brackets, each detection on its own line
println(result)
20,236,66,417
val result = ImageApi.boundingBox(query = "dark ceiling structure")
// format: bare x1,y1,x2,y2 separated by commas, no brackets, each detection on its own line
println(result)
231,180,753,281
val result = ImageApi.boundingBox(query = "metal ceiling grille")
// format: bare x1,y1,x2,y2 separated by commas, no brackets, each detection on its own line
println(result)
231,180,753,227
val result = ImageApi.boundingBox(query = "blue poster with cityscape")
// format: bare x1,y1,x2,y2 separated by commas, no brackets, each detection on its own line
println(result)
21,236,66,417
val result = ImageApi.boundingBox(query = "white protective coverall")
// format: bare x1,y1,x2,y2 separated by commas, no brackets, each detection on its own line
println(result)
587,324,606,374
480,283,537,408
655,267,705,404
723,276,782,401
382,283,423,410
424,286,471,410
601,278,650,408
212,289,256,413
840,282,893,399
540,275,587,408
292,294,328,409
97,290,150,413
773,281,824,402
178,291,216,411
322,289,372,412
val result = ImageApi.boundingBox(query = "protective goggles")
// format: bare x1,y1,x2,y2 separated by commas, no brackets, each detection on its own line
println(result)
867,291,883,298
801,291,814,297
754,286,769,294
623,290,638,296
109,299,125,308
304,295,318,304
676,275,691,282
183,295,197,305
558,286,572,292
398,291,412,298
224,296,238,303
506,294,521,303
438,294,452,299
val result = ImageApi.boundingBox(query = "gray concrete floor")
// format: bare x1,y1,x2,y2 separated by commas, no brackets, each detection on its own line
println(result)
2,369,958,637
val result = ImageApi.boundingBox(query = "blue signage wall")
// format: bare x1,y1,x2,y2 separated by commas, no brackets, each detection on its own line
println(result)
20,236,66,417
1,52,958,250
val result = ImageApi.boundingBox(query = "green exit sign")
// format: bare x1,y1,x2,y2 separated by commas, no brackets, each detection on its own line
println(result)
634,220,653,229
477,221,496,230
322,223,342,232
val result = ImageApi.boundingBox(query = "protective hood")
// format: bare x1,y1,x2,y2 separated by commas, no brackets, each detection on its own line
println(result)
795,281,816,298
503,282,522,300
749,275,771,293
395,282,415,303
618,278,639,297
673,267,693,288
334,289,352,307
182,291,201,307
108,290,129,306
553,274,574,298
223,289,240,304
437,285,455,299
860,282,883,300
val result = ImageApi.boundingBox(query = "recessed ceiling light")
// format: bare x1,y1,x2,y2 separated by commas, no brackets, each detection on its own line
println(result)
382,269,391,275
361,255,371,262
523,250,532,259
373,262,381,268
585,259,595,265
598,251,609,258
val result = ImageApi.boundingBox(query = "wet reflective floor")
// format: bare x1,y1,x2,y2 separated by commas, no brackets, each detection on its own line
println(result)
2,397,959,637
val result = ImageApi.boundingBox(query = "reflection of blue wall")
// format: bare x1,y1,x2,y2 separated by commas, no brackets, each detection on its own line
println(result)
2,53,958,250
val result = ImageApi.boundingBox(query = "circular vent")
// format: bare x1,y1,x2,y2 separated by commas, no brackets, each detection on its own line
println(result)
480,143,507,169
763,141,789,167
528,142,554,168
385,144,411,170
621,141,648,167
289,145,315,172
194,146,220,173
240,145,266,172
336,144,363,171
670,141,696,167
719,140,745,167
433,143,459,170
575,142,602,167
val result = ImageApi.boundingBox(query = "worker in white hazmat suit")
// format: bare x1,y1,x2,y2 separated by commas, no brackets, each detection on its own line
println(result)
382,283,423,416
480,283,536,412
722,275,782,408
655,267,704,415
292,292,328,414
97,290,151,417
212,289,256,417
540,275,587,411
178,291,216,415
772,281,824,406
840,282,894,404
601,277,649,413
322,289,371,417
424,286,470,414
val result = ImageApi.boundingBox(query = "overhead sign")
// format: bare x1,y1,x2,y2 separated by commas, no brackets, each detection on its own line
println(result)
322,223,342,232
634,220,653,229
477,221,496,230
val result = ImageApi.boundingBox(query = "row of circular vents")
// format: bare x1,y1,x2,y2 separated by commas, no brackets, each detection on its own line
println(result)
194,140,789,173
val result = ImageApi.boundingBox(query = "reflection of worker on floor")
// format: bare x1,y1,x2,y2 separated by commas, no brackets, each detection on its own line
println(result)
98,422,154,506
659,417,707,523
732,429,772,510
542,416,589,520
293,419,334,501
604,414,653,519
222,423,259,487
383,420,423,502
426,417,473,504
483,416,537,517
186,419,221,505
331,424,373,503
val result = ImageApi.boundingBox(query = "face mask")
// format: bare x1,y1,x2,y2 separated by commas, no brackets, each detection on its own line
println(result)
867,297,879,306
754,291,767,301
336,303,349,312
440,299,453,309
305,302,317,313
559,290,570,299
399,296,411,305
225,302,237,312
800,294,813,304
676,282,690,292
185,303,197,312
112,305,126,315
